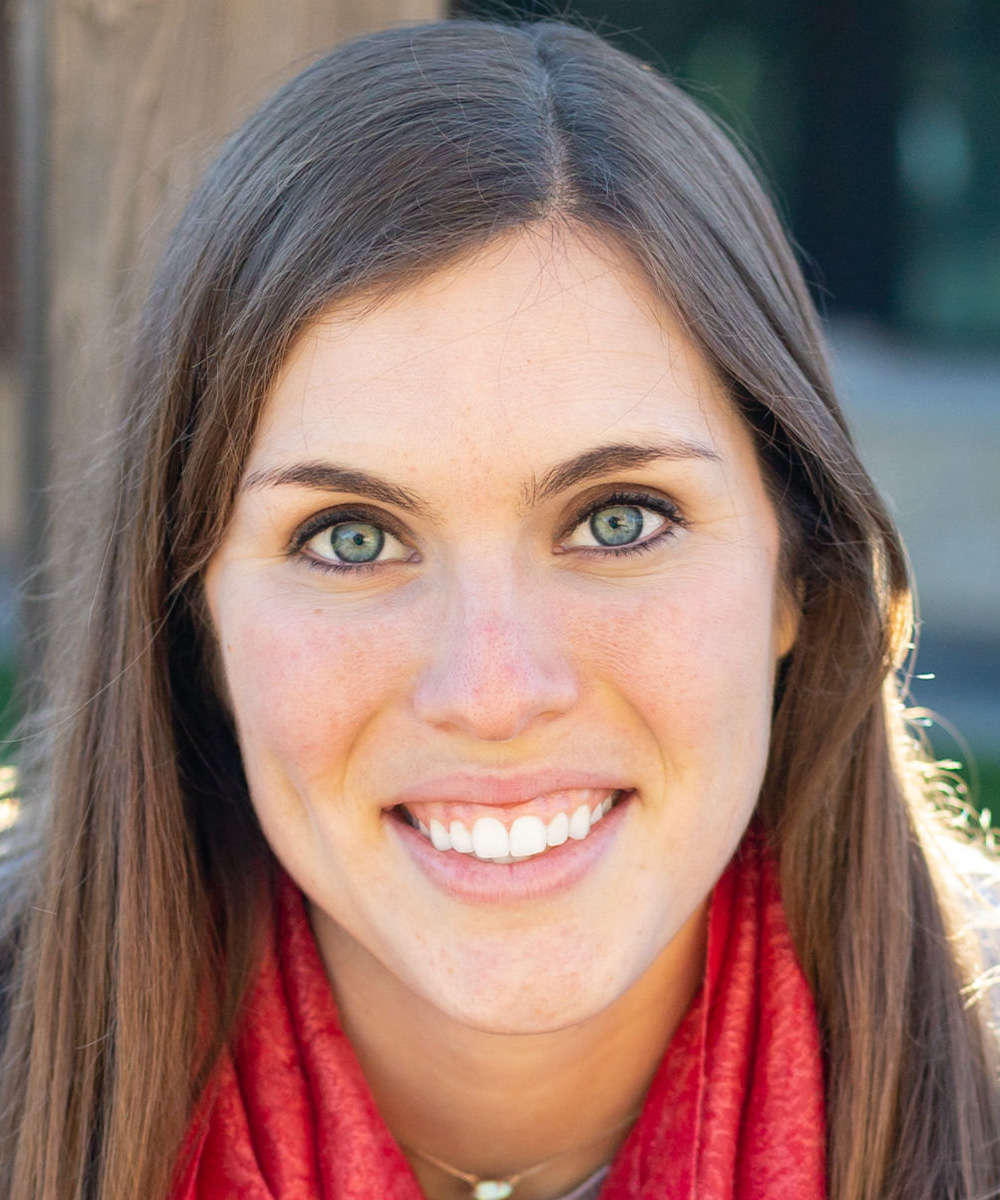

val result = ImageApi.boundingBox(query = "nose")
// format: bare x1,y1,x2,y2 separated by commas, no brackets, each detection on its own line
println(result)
412,573,580,742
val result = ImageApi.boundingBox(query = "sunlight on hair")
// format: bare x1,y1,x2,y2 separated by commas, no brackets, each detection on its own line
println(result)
0,764,20,832
902,704,996,854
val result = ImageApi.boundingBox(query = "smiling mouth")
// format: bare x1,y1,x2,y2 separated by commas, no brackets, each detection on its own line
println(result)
392,788,630,864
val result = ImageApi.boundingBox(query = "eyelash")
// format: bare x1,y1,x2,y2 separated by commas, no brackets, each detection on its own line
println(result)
289,490,687,576
289,505,410,577
558,490,686,558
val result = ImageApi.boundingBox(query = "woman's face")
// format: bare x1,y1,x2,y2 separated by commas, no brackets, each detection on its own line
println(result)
205,229,797,1034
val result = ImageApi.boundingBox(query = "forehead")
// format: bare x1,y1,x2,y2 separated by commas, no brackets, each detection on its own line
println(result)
250,227,751,483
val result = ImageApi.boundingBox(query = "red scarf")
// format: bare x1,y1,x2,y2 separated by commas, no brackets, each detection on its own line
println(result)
174,832,826,1198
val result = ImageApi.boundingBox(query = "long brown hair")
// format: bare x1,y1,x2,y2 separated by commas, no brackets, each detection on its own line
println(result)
2,19,998,1200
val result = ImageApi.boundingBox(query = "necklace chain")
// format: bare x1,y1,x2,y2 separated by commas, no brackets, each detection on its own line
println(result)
401,1109,641,1200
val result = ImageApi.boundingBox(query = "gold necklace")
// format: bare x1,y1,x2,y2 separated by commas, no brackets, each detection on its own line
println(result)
401,1109,641,1200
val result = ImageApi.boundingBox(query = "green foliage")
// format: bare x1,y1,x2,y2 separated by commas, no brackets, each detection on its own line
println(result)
0,653,16,751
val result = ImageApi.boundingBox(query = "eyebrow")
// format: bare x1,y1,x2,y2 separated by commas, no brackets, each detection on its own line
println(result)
242,463,432,516
522,439,721,510
242,438,721,516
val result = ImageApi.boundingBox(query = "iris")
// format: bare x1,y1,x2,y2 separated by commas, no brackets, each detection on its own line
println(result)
590,505,643,547
330,521,385,563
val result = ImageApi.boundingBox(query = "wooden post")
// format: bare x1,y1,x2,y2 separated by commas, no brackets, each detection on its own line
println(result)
16,0,443,636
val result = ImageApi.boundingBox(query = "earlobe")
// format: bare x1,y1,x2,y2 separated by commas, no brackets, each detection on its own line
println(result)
775,578,804,659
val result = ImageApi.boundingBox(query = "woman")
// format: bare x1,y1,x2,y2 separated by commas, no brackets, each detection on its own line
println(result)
1,17,998,1200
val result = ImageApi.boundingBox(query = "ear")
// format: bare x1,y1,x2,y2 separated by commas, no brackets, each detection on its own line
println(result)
774,577,804,660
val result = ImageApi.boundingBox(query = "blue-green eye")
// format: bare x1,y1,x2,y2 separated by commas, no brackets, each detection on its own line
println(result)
298,512,412,569
329,521,384,563
562,493,679,555
589,505,644,547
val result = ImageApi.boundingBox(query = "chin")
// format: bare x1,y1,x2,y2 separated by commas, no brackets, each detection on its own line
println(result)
435,975,626,1036
402,930,656,1036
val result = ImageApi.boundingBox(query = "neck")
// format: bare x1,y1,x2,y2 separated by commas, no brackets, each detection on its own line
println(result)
310,903,708,1200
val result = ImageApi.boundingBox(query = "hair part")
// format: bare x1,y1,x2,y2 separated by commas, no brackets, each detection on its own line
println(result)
2,18,998,1200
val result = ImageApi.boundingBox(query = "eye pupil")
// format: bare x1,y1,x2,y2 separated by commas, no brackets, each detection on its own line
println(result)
590,505,644,547
330,521,385,563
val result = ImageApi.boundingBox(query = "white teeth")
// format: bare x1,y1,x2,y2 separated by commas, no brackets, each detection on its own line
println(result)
449,819,474,854
568,804,591,840
471,817,509,860
508,815,547,858
410,791,626,860
429,819,451,851
546,811,569,846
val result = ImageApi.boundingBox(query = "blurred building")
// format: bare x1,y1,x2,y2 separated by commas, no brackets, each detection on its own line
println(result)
460,0,1000,344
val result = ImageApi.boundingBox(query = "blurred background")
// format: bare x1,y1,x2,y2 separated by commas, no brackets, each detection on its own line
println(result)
0,0,997,821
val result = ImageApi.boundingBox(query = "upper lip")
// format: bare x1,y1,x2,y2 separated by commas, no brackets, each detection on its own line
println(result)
388,770,632,810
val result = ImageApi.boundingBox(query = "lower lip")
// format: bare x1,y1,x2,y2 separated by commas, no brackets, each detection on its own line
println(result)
387,792,633,904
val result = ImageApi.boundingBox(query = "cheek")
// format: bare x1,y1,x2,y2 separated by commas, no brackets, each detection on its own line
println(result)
214,587,414,794
564,554,781,771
